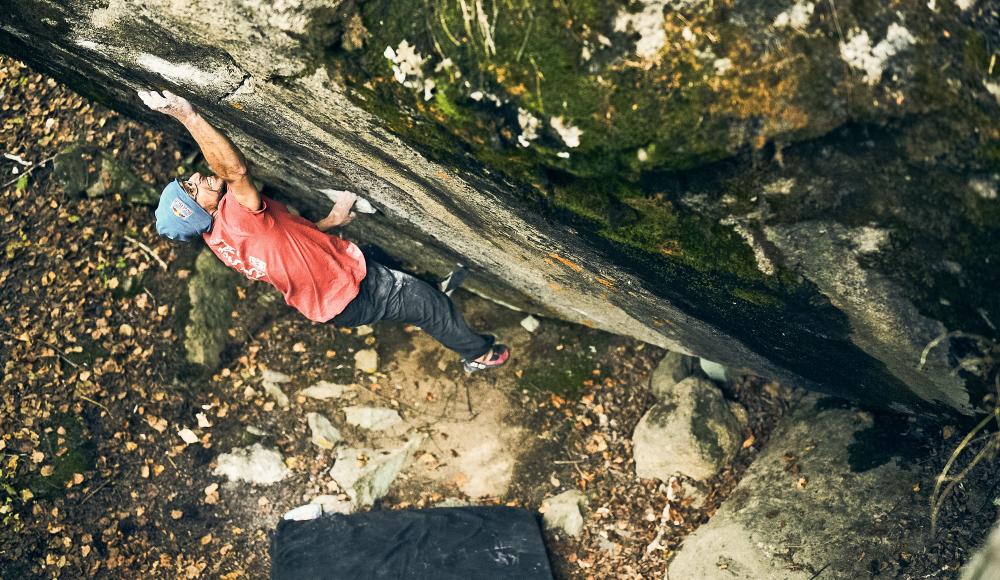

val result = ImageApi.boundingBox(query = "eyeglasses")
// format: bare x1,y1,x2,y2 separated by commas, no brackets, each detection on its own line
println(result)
180,180,198,200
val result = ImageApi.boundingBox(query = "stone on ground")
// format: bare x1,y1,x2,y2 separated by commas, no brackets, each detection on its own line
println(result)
213,443,289,485
667,395,929,579
261,370,291,383
310,494,355,515
306,412,342,449
299,381,351,400
963,523,1000,580
354,349,378,373
649,351,698,400
329,437,423,507
52,143,157,204
520,315,540,332
541,490,588,538
184,248,239,370
633,376,743,481
343,406,402,431
262,382,290,409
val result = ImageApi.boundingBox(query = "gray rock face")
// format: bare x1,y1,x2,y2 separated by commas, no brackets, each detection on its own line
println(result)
184,248,238,370
5,0,997,417
633,376,744,481
667,396,929,579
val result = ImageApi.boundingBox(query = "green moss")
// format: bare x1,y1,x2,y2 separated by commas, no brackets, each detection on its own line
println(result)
521,343,603,400
22,414,96,499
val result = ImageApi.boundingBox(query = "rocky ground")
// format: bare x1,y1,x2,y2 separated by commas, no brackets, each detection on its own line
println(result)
1,55,997,580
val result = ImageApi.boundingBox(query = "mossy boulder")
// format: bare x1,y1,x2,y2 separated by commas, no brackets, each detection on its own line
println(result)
3,0,998,418
184,248,239,371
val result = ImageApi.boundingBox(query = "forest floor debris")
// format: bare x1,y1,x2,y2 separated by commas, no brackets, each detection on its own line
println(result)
1,56,996,579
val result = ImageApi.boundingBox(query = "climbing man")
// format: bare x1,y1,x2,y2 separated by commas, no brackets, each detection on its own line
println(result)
138,89,509,373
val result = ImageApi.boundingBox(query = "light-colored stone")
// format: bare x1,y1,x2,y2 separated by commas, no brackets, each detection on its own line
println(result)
213,443,289,485
263,381,290,409
667,395,931,579
283,503,323,521
520,315,540,333
299,381,351,400
329,437,423,506
306,412,342,449
633,377,743,481
541,490,587,538
261,369,291,384
354,349,379,373
311,494,355,515
962,522,1000,580
355,324,374,336
177,428,199,444
727,401,750,428
343,406,402,431
698,358,727,383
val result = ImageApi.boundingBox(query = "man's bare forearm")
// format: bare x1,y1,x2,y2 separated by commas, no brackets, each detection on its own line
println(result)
176,112,248,180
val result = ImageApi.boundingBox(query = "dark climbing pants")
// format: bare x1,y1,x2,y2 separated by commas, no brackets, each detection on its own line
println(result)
330,260,493,361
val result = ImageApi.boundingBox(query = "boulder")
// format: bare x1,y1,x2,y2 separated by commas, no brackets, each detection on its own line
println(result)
5,0,998,416
633,377,743,481
184,248,238,370
667,396,930,579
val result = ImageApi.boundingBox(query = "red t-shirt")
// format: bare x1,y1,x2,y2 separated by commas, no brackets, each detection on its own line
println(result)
203,195,366,322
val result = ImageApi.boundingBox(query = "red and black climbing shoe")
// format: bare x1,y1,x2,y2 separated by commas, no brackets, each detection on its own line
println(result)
463,344,510,374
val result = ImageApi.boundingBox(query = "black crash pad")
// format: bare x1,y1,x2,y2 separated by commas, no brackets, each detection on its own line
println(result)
270,506,553,580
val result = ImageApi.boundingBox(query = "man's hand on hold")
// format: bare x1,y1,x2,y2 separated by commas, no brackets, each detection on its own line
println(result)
316,191,357,230
137,90,195,121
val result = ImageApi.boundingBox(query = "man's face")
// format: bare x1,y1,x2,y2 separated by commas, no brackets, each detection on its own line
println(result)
181,172,225,212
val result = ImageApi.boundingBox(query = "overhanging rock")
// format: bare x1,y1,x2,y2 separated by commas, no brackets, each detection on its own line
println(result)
3,0,998,417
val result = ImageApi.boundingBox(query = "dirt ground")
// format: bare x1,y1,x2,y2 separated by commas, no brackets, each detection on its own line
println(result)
1,56,996,579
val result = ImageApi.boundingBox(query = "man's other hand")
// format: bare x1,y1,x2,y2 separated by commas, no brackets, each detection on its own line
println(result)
137,89,195,120
316,192,357,230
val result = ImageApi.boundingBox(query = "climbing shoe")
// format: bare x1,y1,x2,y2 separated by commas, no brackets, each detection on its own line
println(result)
463,344,510,374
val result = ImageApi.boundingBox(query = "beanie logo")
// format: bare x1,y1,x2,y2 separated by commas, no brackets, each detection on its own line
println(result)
171,198,193,220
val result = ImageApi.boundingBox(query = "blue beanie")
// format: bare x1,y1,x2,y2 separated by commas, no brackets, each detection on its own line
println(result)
155,179,213,241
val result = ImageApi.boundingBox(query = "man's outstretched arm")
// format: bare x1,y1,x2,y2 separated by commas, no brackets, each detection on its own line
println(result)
138,89,261,211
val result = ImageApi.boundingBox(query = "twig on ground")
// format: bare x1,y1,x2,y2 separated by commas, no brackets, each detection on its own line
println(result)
930,409,998,534
1,154,56,189
78,394,113,417
81,478,113,504
124,235,168,271
0,329,83,368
